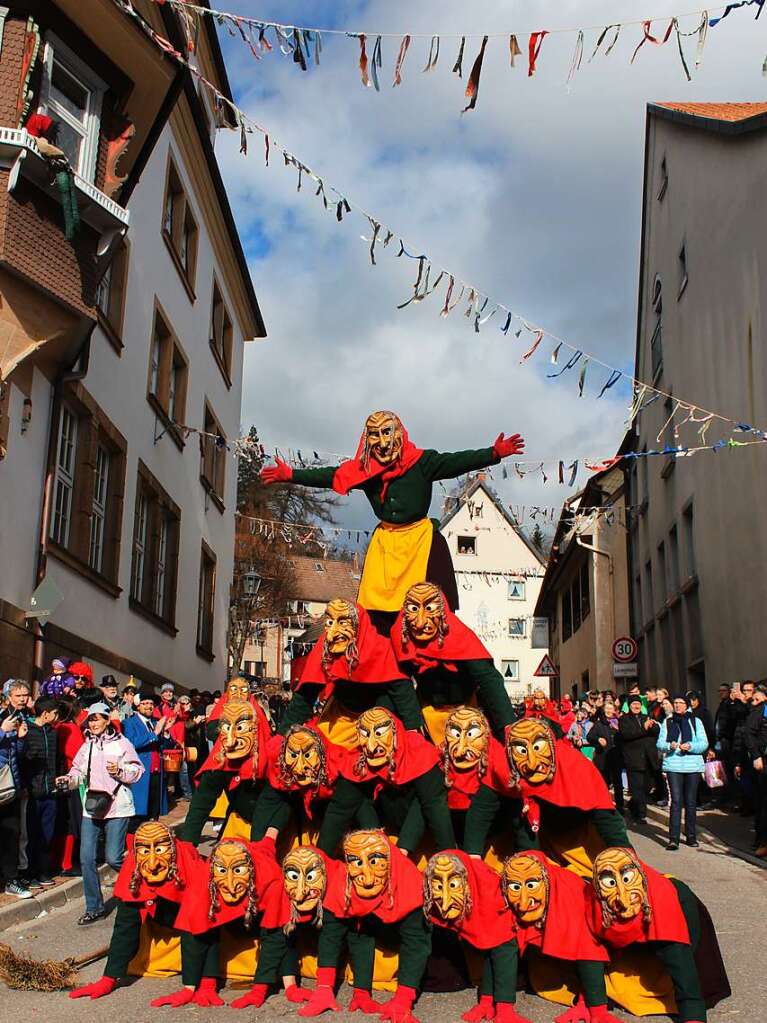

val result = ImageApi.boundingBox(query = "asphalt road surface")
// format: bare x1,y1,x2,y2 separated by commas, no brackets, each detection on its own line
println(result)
3,820,764,1023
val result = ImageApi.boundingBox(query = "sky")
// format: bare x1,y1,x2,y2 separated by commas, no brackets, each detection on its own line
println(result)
210,0,767,538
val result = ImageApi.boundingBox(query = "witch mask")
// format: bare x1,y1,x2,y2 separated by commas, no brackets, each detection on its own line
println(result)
322,599,359,671
444,707,489,773
402,582,449,645
356,707,396,772
217,700,258,763
132,822,179,890
363,410,404,467
592,848,650,924
283,847,327,916
280,726,327,788
506,718,556,785
226,677,251,702
502,854,549,926
424,853,471,923
531,688,548,711
210,840,253,905
343,830,390,901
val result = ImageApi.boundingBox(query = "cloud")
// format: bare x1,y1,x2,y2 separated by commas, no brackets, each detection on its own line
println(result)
210,0,766,531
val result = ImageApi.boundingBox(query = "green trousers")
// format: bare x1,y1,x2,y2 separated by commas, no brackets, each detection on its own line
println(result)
281,679,425,735
105,899,180,979
317,908,431,992
416,661,517,737
179,771,261,845
182,922,287,987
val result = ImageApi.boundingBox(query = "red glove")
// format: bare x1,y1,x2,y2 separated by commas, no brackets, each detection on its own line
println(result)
587,1007,624,1023
286,985,313,1003
193,977,224,1007
69,976,117,1000
260,457,293,485
494,1003,533,1023
298,969,339,1017
492,433,525,459
349,988,380,1013
555,996,590,1023
462,995,495,1021
377,985,418,1023
230,983,270,1009
151,987,196,1008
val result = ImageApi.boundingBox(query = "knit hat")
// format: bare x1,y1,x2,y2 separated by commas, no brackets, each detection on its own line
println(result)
672,693,689,708
160,682,175,694
51,658,68,673
628,694,643,708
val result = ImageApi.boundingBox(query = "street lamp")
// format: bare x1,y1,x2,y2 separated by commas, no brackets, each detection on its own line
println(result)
243,569,262,597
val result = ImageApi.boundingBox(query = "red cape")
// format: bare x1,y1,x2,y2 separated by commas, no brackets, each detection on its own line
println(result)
586,856,691,948
299,604,409,688
175,836,289,933
265,728,342,818
324,836,424,925
444,736,503,811
339,712,439,792
427,851,515,950
198,702,272,785
114,836,202,920
524,699,563,727
331,420,424,499
391,605,491,673
512,851,609,962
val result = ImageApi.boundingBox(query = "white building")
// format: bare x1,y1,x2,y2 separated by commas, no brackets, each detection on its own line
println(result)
439,477,549,699
0,2,264,690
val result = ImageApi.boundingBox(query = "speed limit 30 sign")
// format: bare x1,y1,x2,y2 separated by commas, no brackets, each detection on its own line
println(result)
612,636,638,663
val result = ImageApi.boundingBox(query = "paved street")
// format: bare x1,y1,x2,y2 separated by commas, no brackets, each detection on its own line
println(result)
2,820,763,1023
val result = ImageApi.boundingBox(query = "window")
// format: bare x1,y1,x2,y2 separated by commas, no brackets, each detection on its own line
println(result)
314,563,325,573
683,503,696,577
531,617,548,649
562,562,589,642
562,589,572,642
197,541,217,658
39,35,105,182
48,388,126,589
289,600,309,614
678,243,688,298
147,304,188,447
657,541,667,602
210,280,234,384
129,461,180,629
457,536,476,555
501,660,520,682
162,157,198,296
644,559,654,622
668,525,680,595
650,276,663,379
508,578,526,600
95,240,129,350
580,562,590,620
657,155,668,201
508,618,526,639
200,402,226,510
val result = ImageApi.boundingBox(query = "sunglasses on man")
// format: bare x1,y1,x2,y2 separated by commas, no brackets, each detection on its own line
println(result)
72,675,88,681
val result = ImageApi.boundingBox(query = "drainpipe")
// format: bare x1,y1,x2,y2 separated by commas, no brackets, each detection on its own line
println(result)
576,535,614,689
32,331,92,683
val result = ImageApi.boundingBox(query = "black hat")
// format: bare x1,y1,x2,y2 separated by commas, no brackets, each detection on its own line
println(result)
101,675,118,689
628,694,643,707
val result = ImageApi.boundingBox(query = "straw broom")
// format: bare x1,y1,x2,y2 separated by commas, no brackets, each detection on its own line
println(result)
0,942,108,991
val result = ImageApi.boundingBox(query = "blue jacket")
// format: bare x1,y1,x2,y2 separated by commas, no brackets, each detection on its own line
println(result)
122,714,170,816
0,720,24,791
657,716,708,773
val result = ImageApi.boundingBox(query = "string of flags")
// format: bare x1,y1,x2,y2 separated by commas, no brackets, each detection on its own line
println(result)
154,0,767,112
114,0,767,443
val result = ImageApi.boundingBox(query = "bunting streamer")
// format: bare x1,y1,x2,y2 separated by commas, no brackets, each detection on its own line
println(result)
462,35,489,112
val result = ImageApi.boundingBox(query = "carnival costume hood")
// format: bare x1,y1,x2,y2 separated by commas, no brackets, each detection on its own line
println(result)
198,699,271,783
339,707,439,790
331,412,424,498
114,823,202,919
299,601,408,688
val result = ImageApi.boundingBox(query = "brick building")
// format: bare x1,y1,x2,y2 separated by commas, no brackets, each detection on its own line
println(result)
0,2,265,688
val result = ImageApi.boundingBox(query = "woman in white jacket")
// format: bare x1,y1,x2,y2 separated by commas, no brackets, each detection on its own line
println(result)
57,702,144,925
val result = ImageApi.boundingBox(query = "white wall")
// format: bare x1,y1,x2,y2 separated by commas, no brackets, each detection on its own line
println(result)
440,483,548,699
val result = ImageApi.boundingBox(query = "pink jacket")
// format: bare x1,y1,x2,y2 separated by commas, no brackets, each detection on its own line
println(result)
67,729,144,819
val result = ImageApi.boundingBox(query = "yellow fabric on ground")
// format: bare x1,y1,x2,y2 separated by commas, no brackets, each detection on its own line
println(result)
358,518,433,612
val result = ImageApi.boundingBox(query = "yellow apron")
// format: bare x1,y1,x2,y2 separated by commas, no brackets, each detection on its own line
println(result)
357,518,433,612
420,695,478,747
316,699,364,750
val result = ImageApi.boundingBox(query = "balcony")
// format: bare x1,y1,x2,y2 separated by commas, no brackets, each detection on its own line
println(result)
0,127,129,248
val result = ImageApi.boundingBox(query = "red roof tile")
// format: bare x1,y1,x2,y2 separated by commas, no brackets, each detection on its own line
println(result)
287,554,361,604
657,102,767,123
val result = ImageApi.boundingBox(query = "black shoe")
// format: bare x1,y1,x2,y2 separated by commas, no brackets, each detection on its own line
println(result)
37,876,55,887
77,910,106,926
24,877,44,888
666,841,679,851
686,838,700,848
61,868,81,877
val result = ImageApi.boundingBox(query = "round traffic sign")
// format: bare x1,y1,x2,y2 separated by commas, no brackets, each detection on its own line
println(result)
612,636,638,663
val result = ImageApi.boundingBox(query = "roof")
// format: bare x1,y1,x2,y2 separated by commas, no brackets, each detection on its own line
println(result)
287,555,361,604
439,476,546,567
651,102,767,135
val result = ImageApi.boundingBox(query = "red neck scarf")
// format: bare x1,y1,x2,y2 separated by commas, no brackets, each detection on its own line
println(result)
175,837,288,934
331,419,424,500
443,737,501,810
265,729,342,818
198,703,272,786
114,836,202,920
426,851,515,950
511,851,609,961
324,838,424,925
391,606,491,673
338,713,439,793
586,857,690,949
299,604,408,688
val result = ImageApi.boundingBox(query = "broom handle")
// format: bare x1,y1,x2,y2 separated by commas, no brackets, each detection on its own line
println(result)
74,946,110,970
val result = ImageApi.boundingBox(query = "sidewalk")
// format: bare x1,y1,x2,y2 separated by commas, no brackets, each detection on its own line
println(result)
0,802,188,932
645,799,766,869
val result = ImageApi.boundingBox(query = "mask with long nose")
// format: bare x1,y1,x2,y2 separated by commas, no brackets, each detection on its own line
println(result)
226,677,251,702
322,599,359,672
424,853,471,924
217,700,258,763
505,718,556,785
502,854,549,926
343,830,390,901
444,707,489,772
134,822,176,886
210,840,253,905
402,582,448,646
363,411,404,467
280,726,326,788
356,707,396,772
592,848,650,923
283,848,327,914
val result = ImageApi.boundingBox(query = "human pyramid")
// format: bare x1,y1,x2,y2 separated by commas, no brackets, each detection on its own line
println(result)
69,413,729,1022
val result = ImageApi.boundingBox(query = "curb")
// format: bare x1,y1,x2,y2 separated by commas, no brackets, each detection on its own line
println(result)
644,803,766,870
